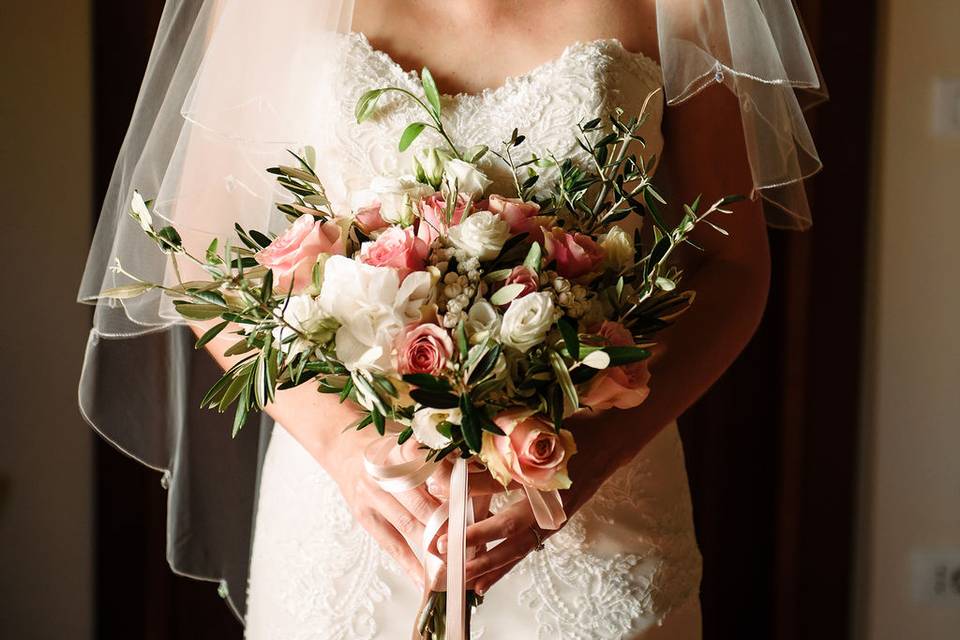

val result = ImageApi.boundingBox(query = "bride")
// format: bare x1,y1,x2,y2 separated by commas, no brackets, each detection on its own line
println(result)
78,1,824,638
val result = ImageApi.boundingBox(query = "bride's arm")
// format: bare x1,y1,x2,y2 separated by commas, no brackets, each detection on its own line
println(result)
442,84,772,593
191,324,438,588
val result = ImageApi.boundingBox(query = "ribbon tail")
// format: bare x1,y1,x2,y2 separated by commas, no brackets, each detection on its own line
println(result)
523,486,566,531
445,457,469,640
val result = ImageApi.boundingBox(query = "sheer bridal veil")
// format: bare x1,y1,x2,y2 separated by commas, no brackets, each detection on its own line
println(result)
78,0,825,619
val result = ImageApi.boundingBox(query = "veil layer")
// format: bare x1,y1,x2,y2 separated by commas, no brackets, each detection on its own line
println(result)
78,0,824,619
656,0,826,228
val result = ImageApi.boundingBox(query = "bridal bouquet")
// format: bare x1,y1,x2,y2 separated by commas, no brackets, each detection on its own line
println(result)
103,69,736,639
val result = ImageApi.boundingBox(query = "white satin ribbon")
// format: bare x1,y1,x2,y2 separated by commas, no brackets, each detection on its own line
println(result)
363,436,565,639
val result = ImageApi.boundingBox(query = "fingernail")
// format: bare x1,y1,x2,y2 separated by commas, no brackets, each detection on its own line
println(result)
476,584,486,596
437,536,447,553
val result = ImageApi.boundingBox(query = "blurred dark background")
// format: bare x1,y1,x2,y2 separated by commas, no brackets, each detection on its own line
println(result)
3,1,959,639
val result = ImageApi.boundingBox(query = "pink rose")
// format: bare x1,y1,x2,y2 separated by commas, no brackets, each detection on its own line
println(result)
254,214,345,294
503,265,539,299
543,228,606,280
397,323,454,375
480,409,577,492
359,226,429,279
487,194,553,241
580,321,651,410
596,320,633,347
355,204,389,234
416,193,467,246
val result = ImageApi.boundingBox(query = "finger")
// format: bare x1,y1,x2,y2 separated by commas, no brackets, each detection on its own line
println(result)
369,485,428,546
474,556,524,595
360,511,424,588
427,464,519,498
464,528,540,582
394,485,441,525
438,500,534,552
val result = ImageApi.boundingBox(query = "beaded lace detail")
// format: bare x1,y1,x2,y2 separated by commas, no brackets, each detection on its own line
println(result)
244,33,701,640
314,32,665,212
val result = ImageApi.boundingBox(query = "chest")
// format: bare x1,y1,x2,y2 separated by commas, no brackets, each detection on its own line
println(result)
350,0,660,96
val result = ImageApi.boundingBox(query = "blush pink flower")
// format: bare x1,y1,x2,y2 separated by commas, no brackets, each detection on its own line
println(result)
359,226,429,279
416,193,467,246
487,194,553,242
396,323,454,375
479,409,577,492
543,228,606,280
596,320,634,347
254,214,345,294
580,321,651,410
503,265,539,299
354,204,389,234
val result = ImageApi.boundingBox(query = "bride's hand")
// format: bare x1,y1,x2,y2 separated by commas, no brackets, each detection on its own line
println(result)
435,410,641,595
320,426,442,588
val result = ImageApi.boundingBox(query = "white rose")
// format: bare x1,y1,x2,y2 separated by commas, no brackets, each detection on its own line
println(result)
447,211,510,261
318,255,433,372
273,294,337,358
411,407,461,449
499,291,555,353
601,225,636,271
465,300,502,344
443,159,492,198
352,175,433,226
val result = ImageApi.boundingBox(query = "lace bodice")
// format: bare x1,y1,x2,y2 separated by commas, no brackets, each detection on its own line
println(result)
245,34,701,640
315,32,665,213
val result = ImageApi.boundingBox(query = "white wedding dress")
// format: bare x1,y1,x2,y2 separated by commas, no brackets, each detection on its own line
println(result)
245,33,702,640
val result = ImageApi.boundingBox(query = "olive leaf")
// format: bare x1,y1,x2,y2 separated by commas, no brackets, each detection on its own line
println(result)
97,282,154,299
195,320,230,349
399,122,428,152
420,68,442,116
355,88,386,123
549,351,579,413
490,283,526,306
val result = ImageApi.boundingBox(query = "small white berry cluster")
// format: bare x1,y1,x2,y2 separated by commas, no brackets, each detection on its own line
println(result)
431,243,486,328
540,270,591,319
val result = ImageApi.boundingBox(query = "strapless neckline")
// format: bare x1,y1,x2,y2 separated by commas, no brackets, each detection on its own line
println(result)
346,31,662,102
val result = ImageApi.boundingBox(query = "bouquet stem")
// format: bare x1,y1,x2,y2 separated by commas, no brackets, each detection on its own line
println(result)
417,590,480,639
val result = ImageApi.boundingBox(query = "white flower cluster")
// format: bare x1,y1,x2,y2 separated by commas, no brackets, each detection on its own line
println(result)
434,252,485,329
539,271,592,318
317,255,434,372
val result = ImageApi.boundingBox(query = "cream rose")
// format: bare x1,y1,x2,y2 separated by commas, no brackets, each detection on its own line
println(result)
447,210,510,261
479,409,576,491
443,159,492,198
352,175,434,226
600,225,636,271
499,291,555,353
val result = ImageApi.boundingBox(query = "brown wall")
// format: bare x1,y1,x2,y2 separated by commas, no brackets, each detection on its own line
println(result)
0,2,94,638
